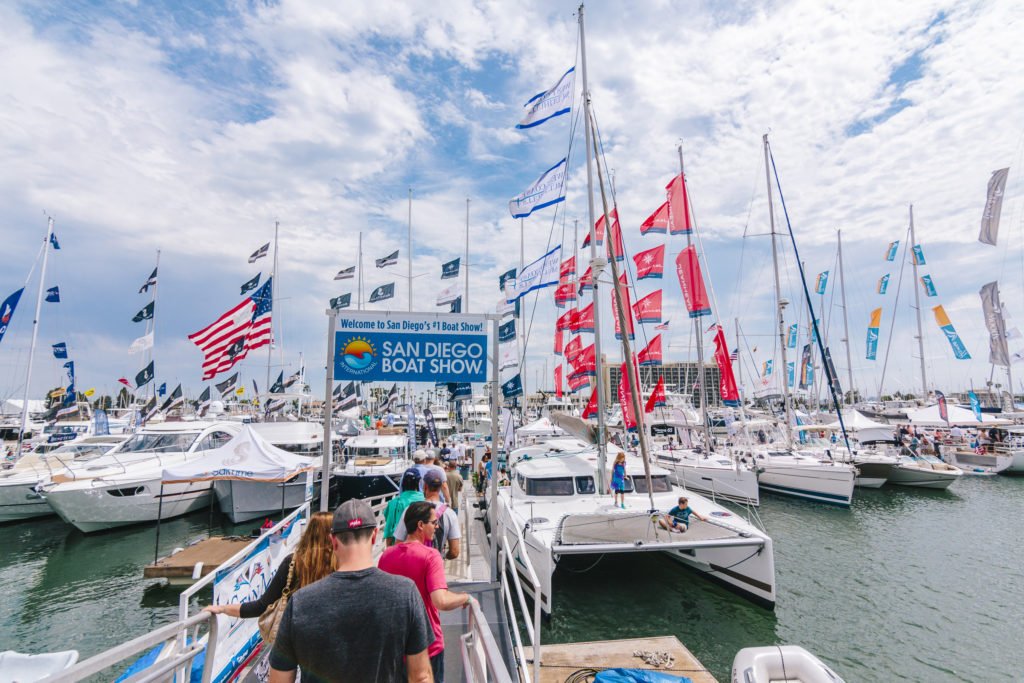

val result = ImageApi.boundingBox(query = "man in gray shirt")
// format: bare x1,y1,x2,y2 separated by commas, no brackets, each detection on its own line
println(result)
269,499,434,683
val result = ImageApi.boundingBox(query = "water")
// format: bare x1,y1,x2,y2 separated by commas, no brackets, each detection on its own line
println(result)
2,478,1023,681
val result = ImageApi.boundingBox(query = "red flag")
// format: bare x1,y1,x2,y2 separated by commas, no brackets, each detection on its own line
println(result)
565,335,584,363
583,388,598,418
556,308,575,331
633,290,662,324
554,282,577,308
640,201,670,235
645,376,667,413
554,366,563,399
578,266,593,292
573,303,594,333
618,358,638,431
560,255,576,279
607,212,625,262
675,245,711,318
118,378,134,390
711,324,741,407
568,372,591,393
612,287,634,341
554,330,563,356
582,210,608,247
638,334,663,366
665,173,692,235
633,244,665,280
569,344,596,378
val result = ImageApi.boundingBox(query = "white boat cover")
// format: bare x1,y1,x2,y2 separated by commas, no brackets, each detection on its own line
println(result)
161,425,315,483
824,410,898,442
518,417,568,437
906,404,1011,427
344,434,407,450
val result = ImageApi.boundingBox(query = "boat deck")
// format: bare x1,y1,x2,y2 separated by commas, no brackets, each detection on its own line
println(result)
526,635,717,682
556,512,759,548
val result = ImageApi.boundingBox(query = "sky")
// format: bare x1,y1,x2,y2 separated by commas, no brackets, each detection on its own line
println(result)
1,0,1023,407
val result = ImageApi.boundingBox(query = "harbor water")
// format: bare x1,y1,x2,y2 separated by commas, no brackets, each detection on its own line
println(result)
2,476,1022,681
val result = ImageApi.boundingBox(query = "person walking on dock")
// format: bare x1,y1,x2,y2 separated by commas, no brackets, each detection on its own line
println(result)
383,470,424,547
379,500,474,683
394,469,460,560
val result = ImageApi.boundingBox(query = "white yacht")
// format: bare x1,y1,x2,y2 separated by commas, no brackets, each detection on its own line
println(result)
40,421,241,533
886,452,963,489
495,445,776,614
331,433,411,503
750,449,856,506
652,446,761,506
995,428,1024,473
463,395,492,434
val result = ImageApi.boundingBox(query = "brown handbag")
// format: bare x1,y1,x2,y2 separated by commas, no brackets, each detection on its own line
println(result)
257,558,296,645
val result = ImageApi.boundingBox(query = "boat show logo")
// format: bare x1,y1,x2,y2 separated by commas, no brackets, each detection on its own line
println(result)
341,336,377,374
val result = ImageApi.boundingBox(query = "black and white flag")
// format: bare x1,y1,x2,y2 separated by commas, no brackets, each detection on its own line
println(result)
159,384,183,413
441,258,460,280
197,386,211,416
139,268,158,294
369,283,395,303
385,383,399,411
375,250,399,268
216,372,238,397
132,301,154,323
240,273,261,296
334,266,355,280
248,243,270,263
269,371,285,394
330,293,351,309
979,168,1010,246
135,361,155,388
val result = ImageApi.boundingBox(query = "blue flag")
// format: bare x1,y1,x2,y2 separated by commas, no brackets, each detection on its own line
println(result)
498,319,516,343
449,296,461,313
63,361,75,385
158,382,167,397
50,233,60,250
0,288,25,347
45,286,60,303
453,382,472,401
52,342,67,359
441,258,460,280
501,374,523,398
968,391,982,421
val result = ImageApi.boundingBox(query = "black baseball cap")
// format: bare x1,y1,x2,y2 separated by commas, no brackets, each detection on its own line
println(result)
331,499,376,534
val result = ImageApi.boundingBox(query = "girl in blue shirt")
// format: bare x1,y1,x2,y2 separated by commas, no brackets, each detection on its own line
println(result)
610,452,629,508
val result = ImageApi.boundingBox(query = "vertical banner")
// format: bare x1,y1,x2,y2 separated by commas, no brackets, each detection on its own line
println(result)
823,347,842,397
912,245,926,265
618,358,638,431
674,245,711,318
711,325,741,407
665,173,692,235
968,391,983,421
980,281,1010,366
423,408,438,447
406,401,416,450
885,241,899,261
554,366,563,398
936,390,949,424
554,330,563,356
814,271,829,295
979,167,1010,246
582,388,598,418
787,323,798,348
762,359,773,376
877,274,889,295
612,287,635,340
932,305,971,359
787,362,795,388
798,343,813,389
920,275,937,297
866,307,881,360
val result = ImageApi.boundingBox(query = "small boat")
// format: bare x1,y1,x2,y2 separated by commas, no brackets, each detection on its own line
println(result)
653,446,760,506
887,452,962,489
331,433,410,502
732,645,844,683
945,447,1011,476
0,649,79,682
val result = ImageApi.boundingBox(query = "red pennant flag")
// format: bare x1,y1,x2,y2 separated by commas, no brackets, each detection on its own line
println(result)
607,212,625,262
556,308,576,331
554,282,577,308
711,324,741,407
583,388,598,418
554,330,563,356
638,334,663,366
565,335,584,363
612,287,634,341
582,210,609,247
633,244,665,280
640,201,670,235
665,173,692,235
633,290,662,324
568,372,591,392
569,344,596,378
554,366,563,399
675,245,711,318
560,255,576,279
618,358,638,431
573,303,594,333
118,378,134,389
644,375,667,413
578,266,594,292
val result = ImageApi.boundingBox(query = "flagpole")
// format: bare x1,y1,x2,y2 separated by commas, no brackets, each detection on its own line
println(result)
17,216,54,453
837,229,854,404
465,198,470,313
147,248,161,406
358,231,363,311
764,133,792,448
735,317,744,406
266,220,278,411
908,204,928,398
678,145,711,450
578,3,608,493
408,188,413,313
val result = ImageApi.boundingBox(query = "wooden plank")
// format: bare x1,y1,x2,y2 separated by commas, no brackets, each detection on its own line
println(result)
528,635,718,683
143,536,252,580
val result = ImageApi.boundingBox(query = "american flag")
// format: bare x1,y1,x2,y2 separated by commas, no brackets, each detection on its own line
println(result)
730,348,739,362
654,320,669,331
189,278,273,380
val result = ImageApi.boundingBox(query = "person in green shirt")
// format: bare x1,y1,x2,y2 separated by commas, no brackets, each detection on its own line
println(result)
383,469,424,546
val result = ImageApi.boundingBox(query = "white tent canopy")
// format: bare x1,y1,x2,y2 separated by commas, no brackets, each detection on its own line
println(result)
905,404,1011,427
824,410,896,442
518,417,568,437
161,425,315,483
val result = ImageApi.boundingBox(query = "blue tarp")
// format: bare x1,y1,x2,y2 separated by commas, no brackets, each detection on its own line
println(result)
595,669,692,683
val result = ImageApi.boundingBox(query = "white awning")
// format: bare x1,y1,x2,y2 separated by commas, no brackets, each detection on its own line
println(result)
162,425,315,483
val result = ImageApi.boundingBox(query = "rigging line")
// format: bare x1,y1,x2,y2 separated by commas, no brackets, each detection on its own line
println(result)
878,229,914,400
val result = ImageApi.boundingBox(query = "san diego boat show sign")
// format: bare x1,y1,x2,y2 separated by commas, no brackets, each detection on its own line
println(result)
333,311,488,383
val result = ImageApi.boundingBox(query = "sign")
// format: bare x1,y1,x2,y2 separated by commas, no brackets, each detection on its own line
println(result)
333,312,488,383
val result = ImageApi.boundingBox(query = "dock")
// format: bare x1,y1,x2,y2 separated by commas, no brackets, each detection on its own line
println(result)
526,635,718,683
143,536,252,583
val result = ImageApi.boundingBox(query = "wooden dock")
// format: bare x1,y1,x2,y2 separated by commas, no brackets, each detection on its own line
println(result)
143,536,252,583
526,635,718,682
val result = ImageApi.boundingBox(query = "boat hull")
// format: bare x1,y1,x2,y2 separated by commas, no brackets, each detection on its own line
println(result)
757,461,855,506
44,479,213,533
654,455,760,505
212,476,314,524
0,480,53,522
886,465,959,489
851,461,893,488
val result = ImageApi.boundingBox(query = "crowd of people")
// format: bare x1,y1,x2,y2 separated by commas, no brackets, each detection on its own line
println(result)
894,423,1010,457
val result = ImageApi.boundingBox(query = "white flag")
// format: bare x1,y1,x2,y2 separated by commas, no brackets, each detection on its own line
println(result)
509,158,566,219
128,331,154,354
436,283,463,306
501,407,516,450
516,67,575,129
505,245,561,303
499,340,518,370
496,297,515,316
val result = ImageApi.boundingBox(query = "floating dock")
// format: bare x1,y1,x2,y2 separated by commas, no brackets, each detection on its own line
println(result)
143,536,252,583
526,635,718,682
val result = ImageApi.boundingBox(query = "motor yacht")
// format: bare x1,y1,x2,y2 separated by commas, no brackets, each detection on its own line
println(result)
886,452,963,489
331,432,410,503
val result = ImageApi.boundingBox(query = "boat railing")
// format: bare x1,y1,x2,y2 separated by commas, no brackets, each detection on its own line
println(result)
496,523,542,683
703,476,765,532
38,610,218,683
460,594,517,683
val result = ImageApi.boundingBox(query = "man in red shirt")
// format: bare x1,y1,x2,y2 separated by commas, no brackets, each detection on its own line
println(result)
378,500,473,683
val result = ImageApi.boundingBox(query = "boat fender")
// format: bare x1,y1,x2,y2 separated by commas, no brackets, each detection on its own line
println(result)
192,561,205,580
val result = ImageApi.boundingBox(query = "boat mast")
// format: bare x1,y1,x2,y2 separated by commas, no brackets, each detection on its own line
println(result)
678,145,712,450
265,220,279,410
465,198,470,313
17,216,54,453
735,317,744,406
358,231,363,311
578,2,609,493
145,248,161,406
407,188,413,313
908,205,928,398
837,230,854,404
763,134,792,447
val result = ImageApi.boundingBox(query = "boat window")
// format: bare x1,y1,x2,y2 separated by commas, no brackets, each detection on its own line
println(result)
195,431,234,452
525,477,574,496
116,432,200,454
575,476,595,494
633,475,672,493
107,486,145,497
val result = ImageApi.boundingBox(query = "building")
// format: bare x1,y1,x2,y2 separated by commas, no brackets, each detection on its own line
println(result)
606,359,722,407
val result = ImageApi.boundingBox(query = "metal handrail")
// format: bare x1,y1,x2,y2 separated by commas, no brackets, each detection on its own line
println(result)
499,523,542,683
39,610,218,683
460,598,516,683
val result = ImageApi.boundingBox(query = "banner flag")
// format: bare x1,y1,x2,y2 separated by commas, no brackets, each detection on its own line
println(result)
159,384,183,413
554,330,563,356
577,266,594,292
980,281,1010,366
885,241,899,261
674,245,711,318
665,173,692,235
509,158,567,219
936,390,949,423
554,282,577,308
933,305,971,359
787,323,798,349
645,376,667,413
762,359,773,376
52,342,67,359
132,301,154,322
554,366,563,398
787,361,794,388
498,341,518,370
815,271,829,295
556,308,576,332
436,282,462,306
638,334,663,366
711,325,741,406
968,391,983,421
384,383,400,411
248,243,269,263
582,388,598,418
823,347,842,396
334,266,355,281
449,296,462,313
330,293,351,310
565,335,583,363
912,245,926,265
50,232,60,250
269,371,284,394
586,209,625,261
618,358,639,431
878,274,889,295
196,386,211,417
375,250,399,268
979,167,1010,246
516,67,575,129
866,308,881,360
560,256,576,279
498,319,517,343
441,258,460,280
0,288,24,347
640,201,670,235
499,267,517,292
135,361,155,388
505,245,561,302
633,290,662,324
612,287,635,341
920,275,937,297
158,382,167,397
453,382,472,401
45,286,60,303
239,273,261,296
215,372,238,397
568,344,596,378
573,303,594,333
501,374,523,398
582,216,605,248
568,372,591,393
369,282,395,303
139,268,158,293
634,244,665,280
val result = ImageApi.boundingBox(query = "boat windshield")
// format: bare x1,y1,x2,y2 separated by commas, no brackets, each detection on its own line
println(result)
525,477,575,496
633,474,672,493
115,432,201,454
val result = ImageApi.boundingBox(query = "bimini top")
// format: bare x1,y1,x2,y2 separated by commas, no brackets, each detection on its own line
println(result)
161,425,315,483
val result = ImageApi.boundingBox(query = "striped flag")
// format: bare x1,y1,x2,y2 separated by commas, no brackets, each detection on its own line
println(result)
654,320,669,331
729,348,739,362
188,278,273,380
197,387,211,416
248,243,269,263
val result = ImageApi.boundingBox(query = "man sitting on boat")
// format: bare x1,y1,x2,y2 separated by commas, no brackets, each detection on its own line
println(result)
658,496,706,533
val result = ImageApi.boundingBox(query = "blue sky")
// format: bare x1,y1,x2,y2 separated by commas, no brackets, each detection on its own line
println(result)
1,0,1023,405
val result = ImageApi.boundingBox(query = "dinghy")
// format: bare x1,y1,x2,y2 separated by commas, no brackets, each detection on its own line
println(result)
732,645,844,683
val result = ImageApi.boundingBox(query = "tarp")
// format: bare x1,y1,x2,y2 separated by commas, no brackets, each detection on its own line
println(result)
161,425,315,483
906,404,1011,427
